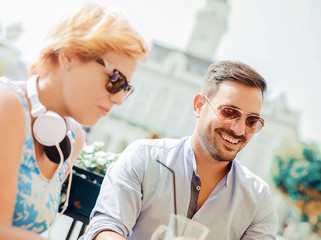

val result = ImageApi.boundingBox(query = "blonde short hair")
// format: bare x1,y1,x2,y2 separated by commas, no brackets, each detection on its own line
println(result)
31,3,148,76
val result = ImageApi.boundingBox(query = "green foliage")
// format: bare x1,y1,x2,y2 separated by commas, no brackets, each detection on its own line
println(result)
0,22,22,47
0,22,24,76
75,141,119,175
272,141,321,235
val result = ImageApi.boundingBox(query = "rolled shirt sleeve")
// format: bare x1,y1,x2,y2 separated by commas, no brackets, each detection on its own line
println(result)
83,141,145,239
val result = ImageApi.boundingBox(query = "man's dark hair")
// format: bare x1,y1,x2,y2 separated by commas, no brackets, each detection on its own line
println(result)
201,61,267,98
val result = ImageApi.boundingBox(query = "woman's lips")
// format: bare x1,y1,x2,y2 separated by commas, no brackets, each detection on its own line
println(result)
99,106,110,116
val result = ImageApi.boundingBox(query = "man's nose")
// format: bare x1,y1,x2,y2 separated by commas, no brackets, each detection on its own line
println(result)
229,117,246,136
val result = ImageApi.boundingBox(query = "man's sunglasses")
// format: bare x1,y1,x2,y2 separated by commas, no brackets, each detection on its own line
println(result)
203,95,264,133
96,58,134,100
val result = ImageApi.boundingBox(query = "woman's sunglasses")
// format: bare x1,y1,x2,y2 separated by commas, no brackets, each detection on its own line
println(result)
96,58,134,100
203,95,264,133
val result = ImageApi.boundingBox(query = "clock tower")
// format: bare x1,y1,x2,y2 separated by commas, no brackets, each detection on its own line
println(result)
186,0,229,61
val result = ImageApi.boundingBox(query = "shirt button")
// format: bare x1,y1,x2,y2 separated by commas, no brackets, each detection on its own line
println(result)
196,186,201,191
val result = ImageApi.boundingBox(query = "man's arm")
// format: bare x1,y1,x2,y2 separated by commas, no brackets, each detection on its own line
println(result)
83,141,145,240
241,186,279,240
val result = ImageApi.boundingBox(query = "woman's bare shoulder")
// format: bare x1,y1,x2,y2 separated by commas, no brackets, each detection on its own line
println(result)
0,80,26,138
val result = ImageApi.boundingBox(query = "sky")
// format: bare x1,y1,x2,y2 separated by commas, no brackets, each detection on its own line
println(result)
1,0,321,143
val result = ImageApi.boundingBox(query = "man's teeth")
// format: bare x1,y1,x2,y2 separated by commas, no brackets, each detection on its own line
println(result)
222,134,239,144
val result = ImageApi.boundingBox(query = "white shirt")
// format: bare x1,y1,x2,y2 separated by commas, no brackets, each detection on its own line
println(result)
84,137,278,240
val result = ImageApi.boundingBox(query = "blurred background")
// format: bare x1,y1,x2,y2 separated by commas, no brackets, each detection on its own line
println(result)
1,0,321,239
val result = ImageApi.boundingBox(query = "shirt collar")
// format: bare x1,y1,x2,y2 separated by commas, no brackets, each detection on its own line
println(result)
184,136,236,187
184,137,198,174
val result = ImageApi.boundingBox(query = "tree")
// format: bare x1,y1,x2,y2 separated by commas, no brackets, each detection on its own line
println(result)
0,22,26,78
272,140,321,236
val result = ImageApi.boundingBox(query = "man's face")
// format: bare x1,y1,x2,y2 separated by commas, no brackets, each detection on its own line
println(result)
194,80,263,162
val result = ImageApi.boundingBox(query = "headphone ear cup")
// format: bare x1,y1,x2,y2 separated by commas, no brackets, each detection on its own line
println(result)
33,111,67,146
44,135,72,164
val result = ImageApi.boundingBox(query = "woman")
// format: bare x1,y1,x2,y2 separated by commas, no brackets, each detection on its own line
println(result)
0,3,148,239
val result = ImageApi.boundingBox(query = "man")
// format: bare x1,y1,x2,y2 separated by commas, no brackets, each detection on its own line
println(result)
83,61,278,240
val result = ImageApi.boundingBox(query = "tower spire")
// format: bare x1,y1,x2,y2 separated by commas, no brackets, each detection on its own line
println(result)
186,0,229,61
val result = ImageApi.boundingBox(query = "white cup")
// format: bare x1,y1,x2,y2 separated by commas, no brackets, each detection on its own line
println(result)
151,214,209,240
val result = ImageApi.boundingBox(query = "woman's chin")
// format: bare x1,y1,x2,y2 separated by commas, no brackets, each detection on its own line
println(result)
76,116,101,127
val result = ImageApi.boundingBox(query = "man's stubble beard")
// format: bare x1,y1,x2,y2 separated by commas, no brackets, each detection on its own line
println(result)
198,127,247,162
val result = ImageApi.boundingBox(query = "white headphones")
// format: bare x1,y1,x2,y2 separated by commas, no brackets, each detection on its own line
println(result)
27,75,71,162
26,75,74,237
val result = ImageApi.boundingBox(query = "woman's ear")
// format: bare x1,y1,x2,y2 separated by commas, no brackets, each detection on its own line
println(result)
193,93,205,118
58,49,74,71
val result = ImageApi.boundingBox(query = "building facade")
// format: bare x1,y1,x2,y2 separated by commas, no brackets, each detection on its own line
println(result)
87,0,230,152
86,0,305,235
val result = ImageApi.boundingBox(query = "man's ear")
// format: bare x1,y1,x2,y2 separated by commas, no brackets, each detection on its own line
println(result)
193,93,205,118
58,49,74,71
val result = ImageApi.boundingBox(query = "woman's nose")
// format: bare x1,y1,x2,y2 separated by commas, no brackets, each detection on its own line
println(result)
109,91,124,105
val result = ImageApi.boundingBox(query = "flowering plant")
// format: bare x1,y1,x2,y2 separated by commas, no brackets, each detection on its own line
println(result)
272,141,321,236
74,141,120,175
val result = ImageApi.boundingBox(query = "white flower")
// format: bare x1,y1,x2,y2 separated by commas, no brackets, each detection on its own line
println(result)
83,145,95,153
94,151,108,158
97,157,107,165
75,142,119,174
93,141,105,148
106,153,118,161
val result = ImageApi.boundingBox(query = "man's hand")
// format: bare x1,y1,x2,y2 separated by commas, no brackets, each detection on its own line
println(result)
94,230,125,240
